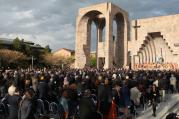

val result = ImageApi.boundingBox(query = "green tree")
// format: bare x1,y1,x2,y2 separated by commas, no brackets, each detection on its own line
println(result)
90,56,97,67
0,40,2,49
13,37,21,51
44,45,51,53
24,44,32,56
0,49,27,67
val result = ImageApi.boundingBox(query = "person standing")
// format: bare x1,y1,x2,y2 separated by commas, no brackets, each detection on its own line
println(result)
98,79,112,119
79,89,96,119
150,84,159,117
130,83,141,115
4,87,21,119
121,81,131,119
37,75,48,100
170,74,176,93
59,90,69,119
18,88,36,119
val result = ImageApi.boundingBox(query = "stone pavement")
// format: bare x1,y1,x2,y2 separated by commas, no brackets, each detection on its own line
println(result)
137,94,179,119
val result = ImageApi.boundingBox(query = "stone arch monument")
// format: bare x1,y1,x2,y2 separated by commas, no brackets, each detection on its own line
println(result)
75,2,129,69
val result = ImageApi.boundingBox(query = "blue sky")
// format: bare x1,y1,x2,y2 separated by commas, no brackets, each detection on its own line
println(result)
0,0,178,51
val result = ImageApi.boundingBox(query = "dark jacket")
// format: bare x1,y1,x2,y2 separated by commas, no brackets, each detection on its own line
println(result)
79,96,96,119
18,98,35,119
98,84,112,115
5,94,21,119
38,82,48,100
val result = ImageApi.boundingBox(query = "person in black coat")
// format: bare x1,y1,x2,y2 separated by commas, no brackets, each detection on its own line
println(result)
150,84,160,117
79,89,96,119
97,79,112,119
37,75,48,100
4,88,21,119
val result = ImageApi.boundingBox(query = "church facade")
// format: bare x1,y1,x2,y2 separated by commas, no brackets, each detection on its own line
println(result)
129,14,179,69
75,2,179,69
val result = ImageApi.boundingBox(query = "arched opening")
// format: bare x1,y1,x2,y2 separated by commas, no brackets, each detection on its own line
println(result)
76,10,106,68
113,13,125,67
90,21,97,67
96,17,106,68
75,3,129,69
134,32,178,70
91,21,97,52
113,20,117,66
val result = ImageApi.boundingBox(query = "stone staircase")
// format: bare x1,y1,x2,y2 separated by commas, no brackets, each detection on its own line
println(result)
137,94,179,119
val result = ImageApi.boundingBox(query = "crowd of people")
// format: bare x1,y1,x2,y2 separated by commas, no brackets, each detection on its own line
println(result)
134,63,178,70
0,67,179,119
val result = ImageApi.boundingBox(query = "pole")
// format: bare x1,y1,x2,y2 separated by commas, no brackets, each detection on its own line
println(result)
32,56,34,69
0,57,1,68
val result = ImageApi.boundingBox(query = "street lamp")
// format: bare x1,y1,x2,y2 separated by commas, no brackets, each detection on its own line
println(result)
0,57,1,68
32,56,34,69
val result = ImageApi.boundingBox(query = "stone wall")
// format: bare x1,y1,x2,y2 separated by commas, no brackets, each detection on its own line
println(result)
129,14,179,67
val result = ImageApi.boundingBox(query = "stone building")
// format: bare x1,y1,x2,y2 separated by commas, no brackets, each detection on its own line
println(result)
75,2,179,69
129,15,179,69
53,48,75,58
0,38,44,51
75,2,129,69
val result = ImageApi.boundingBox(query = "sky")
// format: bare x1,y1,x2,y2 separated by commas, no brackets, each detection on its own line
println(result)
0,0,178,51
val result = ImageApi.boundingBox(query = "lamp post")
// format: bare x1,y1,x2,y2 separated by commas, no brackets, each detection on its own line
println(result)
0,57,1,68
32,56,34,69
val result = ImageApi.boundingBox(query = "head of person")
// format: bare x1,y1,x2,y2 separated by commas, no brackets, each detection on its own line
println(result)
104,78,109,85
152,84,157,91
62,90,68,98
125,75,129,80
8,84,16,96
25,88,35,100
84,89,91,97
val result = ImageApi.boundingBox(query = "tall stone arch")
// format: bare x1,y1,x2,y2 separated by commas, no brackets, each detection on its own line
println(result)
146,37,154,63
146,41,151,63
75,3,129,69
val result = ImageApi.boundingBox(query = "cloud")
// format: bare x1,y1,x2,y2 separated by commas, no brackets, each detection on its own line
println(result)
0,0,178,51
20,22,38,28
14,10,34,20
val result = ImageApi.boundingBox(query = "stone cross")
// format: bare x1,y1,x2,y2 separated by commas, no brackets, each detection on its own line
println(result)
133,20,141,40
